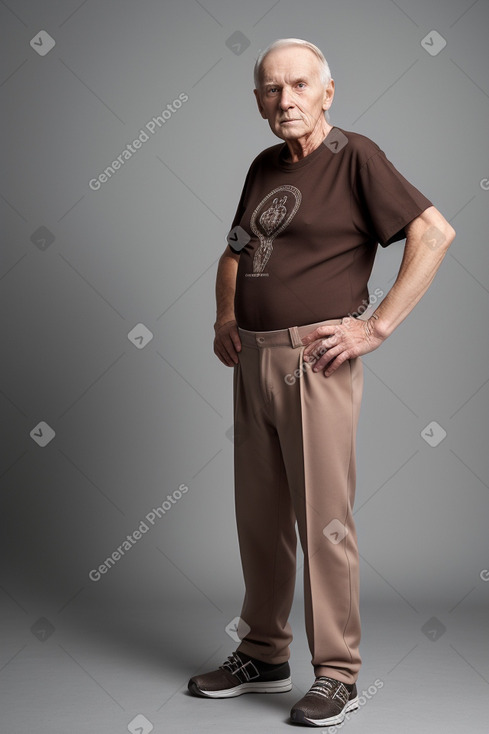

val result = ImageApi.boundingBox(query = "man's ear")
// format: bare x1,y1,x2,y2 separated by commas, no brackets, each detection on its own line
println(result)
322,79,335,112
254,89,267,119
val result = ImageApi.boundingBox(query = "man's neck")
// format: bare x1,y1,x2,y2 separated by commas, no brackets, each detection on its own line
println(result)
284,121,333,163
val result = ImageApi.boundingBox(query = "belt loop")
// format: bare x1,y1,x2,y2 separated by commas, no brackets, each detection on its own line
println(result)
288,326,303,348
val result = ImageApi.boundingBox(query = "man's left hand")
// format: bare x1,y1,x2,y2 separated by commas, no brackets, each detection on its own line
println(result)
301,316,384,377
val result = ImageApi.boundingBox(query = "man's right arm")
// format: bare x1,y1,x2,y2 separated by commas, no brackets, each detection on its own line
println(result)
213,246,242,367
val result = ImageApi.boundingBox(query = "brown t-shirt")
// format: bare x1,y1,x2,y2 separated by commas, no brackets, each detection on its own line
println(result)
228,126,432,331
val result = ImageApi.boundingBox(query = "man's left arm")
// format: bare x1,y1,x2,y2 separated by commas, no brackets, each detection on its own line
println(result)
302,205,456,376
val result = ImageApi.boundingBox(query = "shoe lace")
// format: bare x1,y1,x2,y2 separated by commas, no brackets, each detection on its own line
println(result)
220,652,260,682
306,676,349,706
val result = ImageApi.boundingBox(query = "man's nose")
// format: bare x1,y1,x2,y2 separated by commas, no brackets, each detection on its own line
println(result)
279,89,294,109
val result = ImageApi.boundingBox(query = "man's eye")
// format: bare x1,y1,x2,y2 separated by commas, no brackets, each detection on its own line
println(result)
268,87,279,94
297,82,306,89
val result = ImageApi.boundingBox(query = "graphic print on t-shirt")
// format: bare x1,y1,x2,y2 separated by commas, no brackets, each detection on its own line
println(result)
248,185,302,276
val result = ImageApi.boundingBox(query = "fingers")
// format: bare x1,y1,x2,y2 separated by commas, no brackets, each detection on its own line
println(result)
214,339,238,366
229,325,242,354
301,331,352,376
301,325,337,350
302,317,384,377
303,332,339,365
322,351,349,377
308,342,343,374
214,323,242,367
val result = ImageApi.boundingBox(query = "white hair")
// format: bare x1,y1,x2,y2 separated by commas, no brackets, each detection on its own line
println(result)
253,38,332,89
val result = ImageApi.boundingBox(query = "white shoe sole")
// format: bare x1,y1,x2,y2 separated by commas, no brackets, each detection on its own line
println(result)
295,696,359,727
192,676,292,698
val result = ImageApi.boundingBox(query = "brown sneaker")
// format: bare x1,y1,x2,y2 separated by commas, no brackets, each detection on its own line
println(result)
290,676,358,727
188,651,292,698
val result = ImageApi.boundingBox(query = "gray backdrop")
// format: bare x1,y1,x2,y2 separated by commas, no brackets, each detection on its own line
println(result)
1,0,488,729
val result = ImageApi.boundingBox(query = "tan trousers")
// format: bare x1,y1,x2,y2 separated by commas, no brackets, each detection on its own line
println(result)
232,318,364,685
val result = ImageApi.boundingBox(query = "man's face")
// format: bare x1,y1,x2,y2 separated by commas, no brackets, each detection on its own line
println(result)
254,46,334,143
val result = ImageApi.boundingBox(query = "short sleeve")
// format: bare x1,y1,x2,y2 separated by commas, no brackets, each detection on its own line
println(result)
227,159,258,253
355,150,433,246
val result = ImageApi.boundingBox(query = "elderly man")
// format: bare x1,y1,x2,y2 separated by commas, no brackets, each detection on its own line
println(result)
188,38,455,727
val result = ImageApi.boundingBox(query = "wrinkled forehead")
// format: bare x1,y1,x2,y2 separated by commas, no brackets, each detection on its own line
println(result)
259,46,322,85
